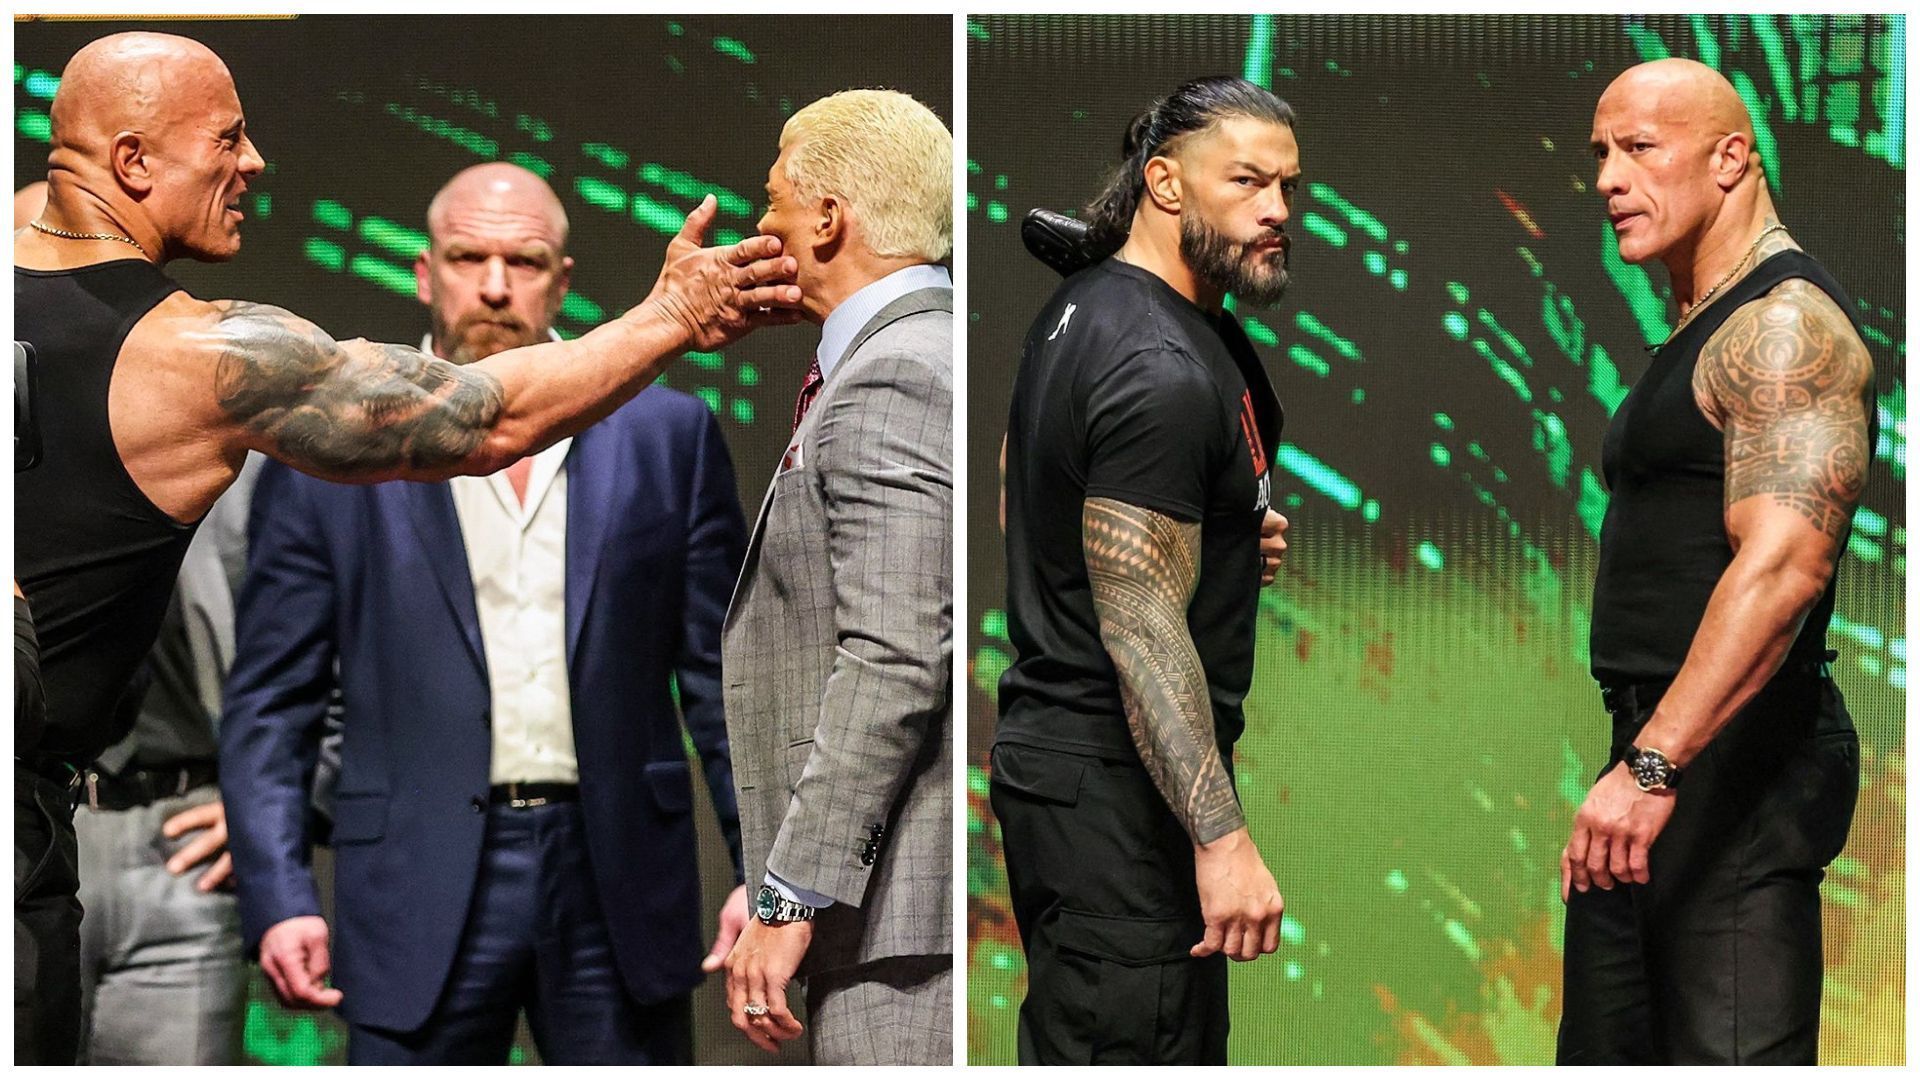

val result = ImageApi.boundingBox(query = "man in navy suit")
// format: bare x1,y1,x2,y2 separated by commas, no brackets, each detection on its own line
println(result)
220,163,750,1064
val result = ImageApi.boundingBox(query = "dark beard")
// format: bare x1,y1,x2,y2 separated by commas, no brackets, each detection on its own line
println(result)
1179,212,1291,307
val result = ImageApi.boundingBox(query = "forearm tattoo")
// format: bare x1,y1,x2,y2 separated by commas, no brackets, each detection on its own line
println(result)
210,301,505,479
1084,497,1245,844
1694,278,1873,542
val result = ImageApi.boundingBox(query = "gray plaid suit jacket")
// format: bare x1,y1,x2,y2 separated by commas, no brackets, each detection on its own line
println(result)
722,284,953,975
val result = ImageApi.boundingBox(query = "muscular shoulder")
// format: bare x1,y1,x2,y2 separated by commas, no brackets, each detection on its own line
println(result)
1693,277,1874,430
1694,277,1874,541
122,291,230,380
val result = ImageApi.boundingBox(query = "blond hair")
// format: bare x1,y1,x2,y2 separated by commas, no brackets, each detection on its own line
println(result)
780,89,951,262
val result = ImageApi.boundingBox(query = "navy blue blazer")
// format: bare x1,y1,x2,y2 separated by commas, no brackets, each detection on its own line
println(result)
220,386,748,1034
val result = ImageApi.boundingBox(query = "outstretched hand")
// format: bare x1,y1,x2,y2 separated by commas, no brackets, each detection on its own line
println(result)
644,195,804,352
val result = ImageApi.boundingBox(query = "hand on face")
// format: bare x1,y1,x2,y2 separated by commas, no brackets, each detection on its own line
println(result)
644,195,804,353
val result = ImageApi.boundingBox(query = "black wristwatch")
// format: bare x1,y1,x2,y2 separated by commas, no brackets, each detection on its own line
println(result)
1625,745,1682,792
754,883,818,925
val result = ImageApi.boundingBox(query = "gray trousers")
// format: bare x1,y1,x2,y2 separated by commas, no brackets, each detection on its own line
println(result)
74,784,247,1065
806,954,951,1065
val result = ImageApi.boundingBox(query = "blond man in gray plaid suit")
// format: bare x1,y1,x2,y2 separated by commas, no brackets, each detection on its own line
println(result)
716,89,953,1065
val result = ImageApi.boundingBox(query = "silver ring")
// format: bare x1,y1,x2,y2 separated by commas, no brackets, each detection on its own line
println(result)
744,1002,770,1018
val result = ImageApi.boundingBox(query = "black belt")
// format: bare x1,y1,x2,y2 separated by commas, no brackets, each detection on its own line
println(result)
488,781,578,809
83,761,220,812
1600,650,1838,716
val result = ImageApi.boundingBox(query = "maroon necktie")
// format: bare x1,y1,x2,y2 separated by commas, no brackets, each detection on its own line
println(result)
790,356,825,434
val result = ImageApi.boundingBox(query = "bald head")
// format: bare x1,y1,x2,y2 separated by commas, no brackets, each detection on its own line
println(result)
426,163,569,250
40,32,261,263
1591,58,1776,270
417,163,573,364
50,32,233,157
1598,59,1756,149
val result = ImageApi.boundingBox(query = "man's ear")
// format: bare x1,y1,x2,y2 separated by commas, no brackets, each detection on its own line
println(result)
1142,154,1183,215
551,254,575,318
110,132,152,197
814,194,845,261
1710,131,1753,192
414,250,433,305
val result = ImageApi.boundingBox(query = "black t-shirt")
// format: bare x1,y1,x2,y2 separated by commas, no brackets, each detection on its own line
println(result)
997,259,1283,761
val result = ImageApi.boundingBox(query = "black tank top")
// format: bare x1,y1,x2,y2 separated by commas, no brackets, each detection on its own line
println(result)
1590,249,1869,684
14,259,196,764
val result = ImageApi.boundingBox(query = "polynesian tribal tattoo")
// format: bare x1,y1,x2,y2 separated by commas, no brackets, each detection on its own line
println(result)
1084,496,1245,845
211,300,505,479
1693,247,1874,543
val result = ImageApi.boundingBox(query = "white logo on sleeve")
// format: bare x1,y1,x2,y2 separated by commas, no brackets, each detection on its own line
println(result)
1047,302,1077,341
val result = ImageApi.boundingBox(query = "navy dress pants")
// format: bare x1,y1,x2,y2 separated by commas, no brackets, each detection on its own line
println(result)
348,801,691,1065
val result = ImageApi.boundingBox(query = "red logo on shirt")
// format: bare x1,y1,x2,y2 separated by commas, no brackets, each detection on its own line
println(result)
1238,390,1268,478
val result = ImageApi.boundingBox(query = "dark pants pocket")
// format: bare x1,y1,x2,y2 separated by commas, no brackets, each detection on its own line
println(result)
1027,908,1226,1065
992,743,1229,1065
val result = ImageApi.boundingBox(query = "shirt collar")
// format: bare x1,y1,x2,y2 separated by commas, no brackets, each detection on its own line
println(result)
815,263,951,379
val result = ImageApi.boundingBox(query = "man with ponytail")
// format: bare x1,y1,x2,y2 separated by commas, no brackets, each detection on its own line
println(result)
992,76,1297,1065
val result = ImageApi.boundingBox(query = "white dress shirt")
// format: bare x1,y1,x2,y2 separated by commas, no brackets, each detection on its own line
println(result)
428,334,578,785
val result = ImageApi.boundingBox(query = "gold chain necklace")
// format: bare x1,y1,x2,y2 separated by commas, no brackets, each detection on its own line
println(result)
27,218,148,258
1656,222,1789,351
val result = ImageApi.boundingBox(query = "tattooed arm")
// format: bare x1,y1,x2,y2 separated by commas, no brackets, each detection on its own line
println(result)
1634,275,1874,766
204,303,509,482
1085,497,1283,961
1084,497,1242,842
189,199,798,488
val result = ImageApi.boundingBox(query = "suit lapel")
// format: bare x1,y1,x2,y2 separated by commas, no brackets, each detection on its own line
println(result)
564,423,613,671
724,286,953,627
404,481,487,676
727,461,782,630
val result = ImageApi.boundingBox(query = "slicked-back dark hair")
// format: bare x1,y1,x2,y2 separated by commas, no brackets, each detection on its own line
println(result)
1082,75,1296,258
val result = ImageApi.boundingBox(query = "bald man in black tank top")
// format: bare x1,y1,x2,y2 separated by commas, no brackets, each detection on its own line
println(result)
13,32,802,1064
1562,59,1876,1064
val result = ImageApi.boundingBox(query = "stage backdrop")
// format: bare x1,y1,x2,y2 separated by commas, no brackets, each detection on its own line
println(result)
967,14,1903,1065
15,13,949,1066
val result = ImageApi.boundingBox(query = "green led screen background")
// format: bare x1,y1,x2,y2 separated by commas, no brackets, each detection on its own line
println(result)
966,15,1904,1065
16,14,949,1066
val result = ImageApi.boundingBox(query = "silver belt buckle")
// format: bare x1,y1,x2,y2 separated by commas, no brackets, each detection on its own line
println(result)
504,782,546,809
